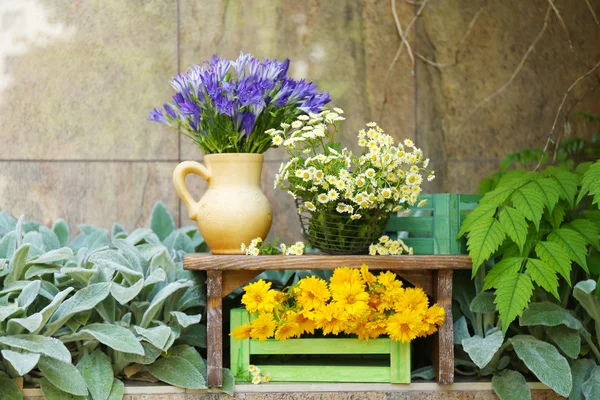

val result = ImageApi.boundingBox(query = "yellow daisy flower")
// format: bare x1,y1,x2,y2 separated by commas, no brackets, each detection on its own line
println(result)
250,313,277,342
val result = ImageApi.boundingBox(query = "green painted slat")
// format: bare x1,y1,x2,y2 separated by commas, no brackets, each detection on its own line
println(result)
250,338,391,355
459,194,483,208
255,365,392,383
385,216,434,232
230,309,250,378
402,238,434,254
390,341,411,383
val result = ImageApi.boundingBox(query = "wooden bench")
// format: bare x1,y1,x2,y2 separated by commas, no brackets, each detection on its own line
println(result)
183,254,472,387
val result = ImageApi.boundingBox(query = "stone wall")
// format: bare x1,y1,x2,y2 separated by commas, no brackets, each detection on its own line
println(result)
0,0,598,243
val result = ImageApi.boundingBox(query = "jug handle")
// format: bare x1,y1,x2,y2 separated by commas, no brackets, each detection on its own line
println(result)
173,161,210,220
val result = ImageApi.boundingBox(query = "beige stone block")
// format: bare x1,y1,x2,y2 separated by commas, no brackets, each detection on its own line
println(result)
178,0,415,161
442,160,500,194
0,161,179,233
0,0,179,160
416,0,600,162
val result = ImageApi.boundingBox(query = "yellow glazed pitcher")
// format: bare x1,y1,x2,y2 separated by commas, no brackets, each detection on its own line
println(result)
172,154,272,254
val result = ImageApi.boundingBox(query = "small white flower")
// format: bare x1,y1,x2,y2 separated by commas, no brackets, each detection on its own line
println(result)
428,174,435,181
265,128,276,135
304,201,316,211
287,190,297,199
333,107,344,114
298,115,310,121
418,199,428,208
291,120,303,129
252,375,261,384
328,190,339,201
251,247,260,256
280,122,291,129
366,122,377,128
351,214,362,220
403,139,414,147
272,135,284,146
317,193,329,204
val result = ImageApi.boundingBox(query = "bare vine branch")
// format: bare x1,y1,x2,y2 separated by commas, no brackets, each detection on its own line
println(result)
584,0,600,26
547,0,574,52
414,6,485,68
391,0,415,72
456,6,552,133
535,59,600,170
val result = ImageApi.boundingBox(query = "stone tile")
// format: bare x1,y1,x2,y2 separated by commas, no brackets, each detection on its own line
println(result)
416,0,600,162
442,160,500,194
0,0,178,160
178,0,416,161
0,161,179,233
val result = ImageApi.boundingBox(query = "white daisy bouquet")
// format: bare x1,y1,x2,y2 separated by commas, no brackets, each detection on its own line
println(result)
271,108,435,254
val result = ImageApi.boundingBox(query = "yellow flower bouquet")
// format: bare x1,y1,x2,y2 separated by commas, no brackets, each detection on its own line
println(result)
231,265,445,343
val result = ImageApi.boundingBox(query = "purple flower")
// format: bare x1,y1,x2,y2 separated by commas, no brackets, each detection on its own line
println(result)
205,55,230,81
180,98,202,116
213,92,234,116
237,77,264,107
148,108,167,123
189,113,200,132
164,104,177,118
300,92,331,114
230,52,254,78
240,111,256,137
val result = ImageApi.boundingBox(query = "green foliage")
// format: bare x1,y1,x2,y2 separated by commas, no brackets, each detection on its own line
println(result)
460,162,600,329
0,203,235,398
492,369,531,400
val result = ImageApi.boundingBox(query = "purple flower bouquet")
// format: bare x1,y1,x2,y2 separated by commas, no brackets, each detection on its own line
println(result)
149,53,330,154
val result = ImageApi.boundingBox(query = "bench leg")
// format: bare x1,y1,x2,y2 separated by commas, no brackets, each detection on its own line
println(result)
434,269,454,385
207,270,223,387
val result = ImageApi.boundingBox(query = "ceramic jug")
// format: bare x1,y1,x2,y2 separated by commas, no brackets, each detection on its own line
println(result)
173,154,272,254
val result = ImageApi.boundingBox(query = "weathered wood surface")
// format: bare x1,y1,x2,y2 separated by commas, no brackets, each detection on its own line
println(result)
184,254,472,271
222,270,262,297
433,270,454,385
207,270,223,387
396,270,433,295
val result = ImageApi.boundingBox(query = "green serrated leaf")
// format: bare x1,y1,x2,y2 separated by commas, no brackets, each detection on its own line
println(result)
579,160,600,205
458,204,498,238
498,207,528,252
520,302,583,330
548,229,589,272
566,219,599,250
549,204,567,230
525,259,559,300
77,351,113,400
510,185,545,231
38,356,88,396
549,170,579,207
535,241,572,285
492,369,531,400
494,273,534,333
484,257,524,290
510,335,572,397
467,217,506,274
461,329,504,369
546,325,581,359
146,356,207,389
1,349,40,376
529,178,561,214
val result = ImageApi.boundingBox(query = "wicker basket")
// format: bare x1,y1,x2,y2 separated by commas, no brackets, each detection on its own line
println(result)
295,198,389,254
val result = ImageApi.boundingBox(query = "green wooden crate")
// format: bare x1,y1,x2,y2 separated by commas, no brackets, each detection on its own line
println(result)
384,193,482,255
230,308,411,383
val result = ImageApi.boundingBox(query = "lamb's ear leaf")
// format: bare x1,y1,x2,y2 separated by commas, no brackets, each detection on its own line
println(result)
509,335,572,397
38,356,88,396
150,202,175,242
1,350,40,376
0,372,22,400
492,369,531,400
39,377,86,400
107,378,125,400
461,329,504,369
51,219,70,247
582,366,600,400
77,351,113,400
146,356,207,389
569,359,596,400
221,368,235,395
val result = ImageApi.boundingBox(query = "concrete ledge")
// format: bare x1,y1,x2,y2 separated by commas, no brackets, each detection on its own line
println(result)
23,382,561,399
